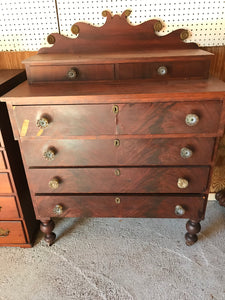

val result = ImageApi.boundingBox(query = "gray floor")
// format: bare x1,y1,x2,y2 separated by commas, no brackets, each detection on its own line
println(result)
0,201,225,300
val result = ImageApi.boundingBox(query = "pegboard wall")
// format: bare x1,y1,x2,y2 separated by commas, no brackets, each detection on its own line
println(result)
0,0,224,51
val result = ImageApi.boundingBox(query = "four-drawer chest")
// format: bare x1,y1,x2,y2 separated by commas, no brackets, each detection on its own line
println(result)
2,10,225,246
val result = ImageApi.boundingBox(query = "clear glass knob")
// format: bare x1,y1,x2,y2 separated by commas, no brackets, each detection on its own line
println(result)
43,149,55,161
177,178,189,189
48,178,59,190
157,66,168,76
185,114,199,127
67,68,78,79
175,205,185,216
180,147,193,159
36,117,49,129
53,204,63,215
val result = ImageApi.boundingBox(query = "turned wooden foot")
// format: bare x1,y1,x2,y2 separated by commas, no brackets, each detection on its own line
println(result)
40,219,56,246
215,189,225,207
185,220,201,246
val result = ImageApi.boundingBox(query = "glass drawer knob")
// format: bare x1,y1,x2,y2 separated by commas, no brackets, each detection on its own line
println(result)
157,66,168,76
43,149,55,161
175,205,185,216
49,178,59,190
180,147,193,159
67,68,78,79
53,204,63,215
185,114,199,126
177,178,189,189
36,117,49,129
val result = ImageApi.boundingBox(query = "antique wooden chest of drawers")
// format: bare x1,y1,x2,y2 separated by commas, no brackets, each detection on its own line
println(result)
2,11,225,246
0,70,38,247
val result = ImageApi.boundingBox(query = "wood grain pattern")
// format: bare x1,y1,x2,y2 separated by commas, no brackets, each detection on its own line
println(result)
21,137,215,167
35,194,206,220
13,101,222,137
28,167,209,194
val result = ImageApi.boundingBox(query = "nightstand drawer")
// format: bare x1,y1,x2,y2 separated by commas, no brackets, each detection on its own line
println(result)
0,196,19,218
27,64,114,83
118,101,222,135
21,137,215,167
36,194,206,220
0,173,13,193
0,221,26,244
29,167,209,194
0,152,7,169
118,60,209,80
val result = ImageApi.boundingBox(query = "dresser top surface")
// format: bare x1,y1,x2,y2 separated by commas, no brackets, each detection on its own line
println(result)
1,78,225,105
23,49,212,65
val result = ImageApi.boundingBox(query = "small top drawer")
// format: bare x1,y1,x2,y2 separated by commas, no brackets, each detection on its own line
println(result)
27,64,114,83
118,60,210,80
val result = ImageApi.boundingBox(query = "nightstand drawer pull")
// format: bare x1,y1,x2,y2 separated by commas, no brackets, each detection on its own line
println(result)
113,105,119,114
157,66,167,76
49,178,59,190
114,169,120,176
36,117,49,129
180,147,193,159
114,139,120,147
185,114,199,126
53,204,63,215
175,205,185,216
67,68,79,79
177,178,189,189
0,227,10,237
115,197,120,204
43,149,55,161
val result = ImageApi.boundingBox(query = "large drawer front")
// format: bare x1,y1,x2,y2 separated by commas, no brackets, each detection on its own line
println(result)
14,101,221,137
22,137,215,167
35,194,206,220
118,60,209,80
0,196,19,218
28,64,114,83
14,105,115,137
29,167,209,194
0,173,13,193
118,101,222,135
0,221,26,244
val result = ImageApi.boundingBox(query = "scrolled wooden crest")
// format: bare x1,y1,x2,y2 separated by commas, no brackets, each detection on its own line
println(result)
39,9,197,54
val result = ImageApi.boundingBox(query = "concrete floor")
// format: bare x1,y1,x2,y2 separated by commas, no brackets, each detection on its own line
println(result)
0,201,225,300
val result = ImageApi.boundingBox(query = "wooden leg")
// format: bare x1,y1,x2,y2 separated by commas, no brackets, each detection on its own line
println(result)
215,189,225,207
40,219,56,246
185,220,201,246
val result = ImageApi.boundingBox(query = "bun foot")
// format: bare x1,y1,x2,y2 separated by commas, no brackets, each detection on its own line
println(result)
40,219,56,246
185,220,201,246
44,232,56,246
215,189,225,207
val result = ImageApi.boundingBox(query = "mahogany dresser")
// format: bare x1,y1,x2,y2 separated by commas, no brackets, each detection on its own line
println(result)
0,69,38,247
2,10,225,246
